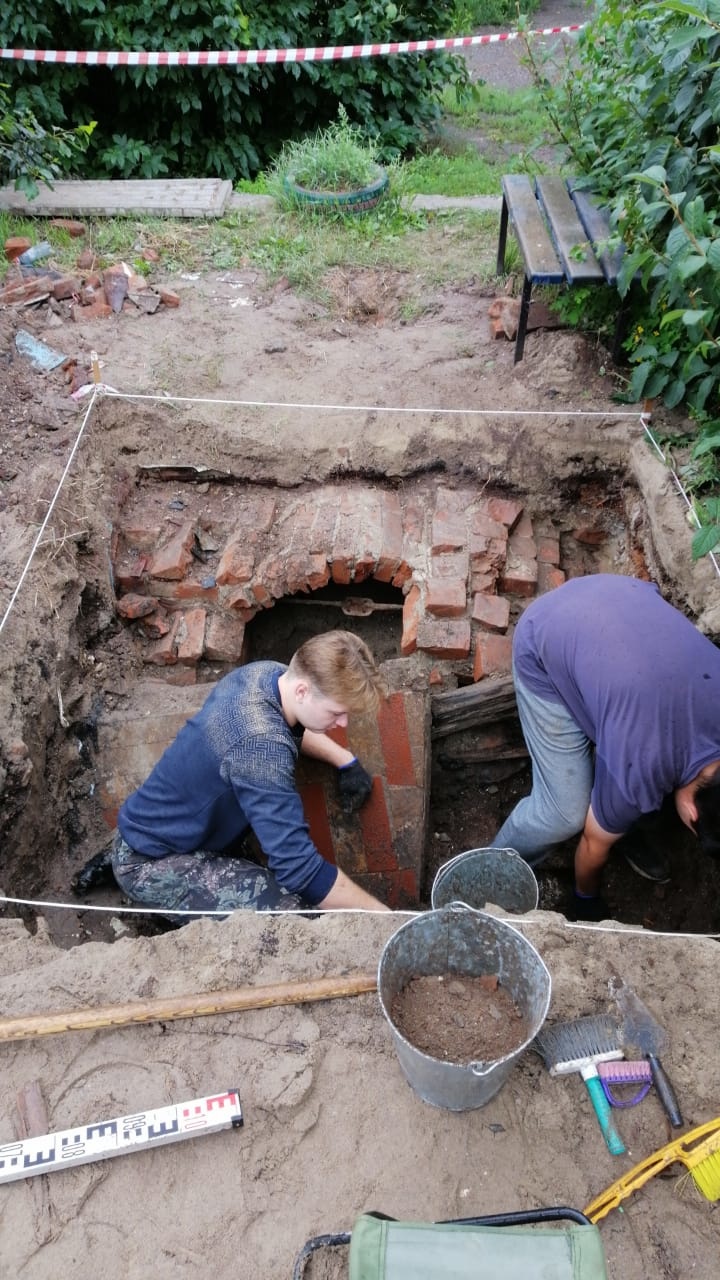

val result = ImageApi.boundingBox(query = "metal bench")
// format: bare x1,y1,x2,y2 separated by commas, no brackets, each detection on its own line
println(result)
496,174,625,363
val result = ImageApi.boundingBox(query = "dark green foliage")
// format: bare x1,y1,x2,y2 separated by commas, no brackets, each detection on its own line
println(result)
0,83,94,198
1,2,468,180
528,0,720,557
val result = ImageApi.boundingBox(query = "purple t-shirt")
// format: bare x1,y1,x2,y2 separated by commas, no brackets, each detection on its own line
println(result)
513,575,720,833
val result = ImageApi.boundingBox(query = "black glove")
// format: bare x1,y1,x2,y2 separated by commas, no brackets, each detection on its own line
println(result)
337,757,373,814
72,841,117,896
569,890,610,923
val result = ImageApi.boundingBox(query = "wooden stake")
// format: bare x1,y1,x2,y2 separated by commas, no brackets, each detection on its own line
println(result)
0,972,378,1043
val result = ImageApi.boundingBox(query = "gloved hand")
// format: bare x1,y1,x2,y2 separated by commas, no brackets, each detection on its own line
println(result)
569,889,610,923
337,757,373,814
72,841,116,896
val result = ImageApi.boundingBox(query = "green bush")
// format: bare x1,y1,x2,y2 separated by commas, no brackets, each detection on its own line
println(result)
451,1,540,26
528,0,720,557
0,83,93,199
1,2,468,181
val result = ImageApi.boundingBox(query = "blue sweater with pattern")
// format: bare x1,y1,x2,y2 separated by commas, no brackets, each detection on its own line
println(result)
117,661,338,904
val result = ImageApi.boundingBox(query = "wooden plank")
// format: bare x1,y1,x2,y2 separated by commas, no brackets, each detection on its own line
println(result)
535,176,604,284
567,181,625,284
501,175,564,285
0,179,232,218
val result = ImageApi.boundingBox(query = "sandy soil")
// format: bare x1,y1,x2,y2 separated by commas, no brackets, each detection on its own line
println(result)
1,4,719,1273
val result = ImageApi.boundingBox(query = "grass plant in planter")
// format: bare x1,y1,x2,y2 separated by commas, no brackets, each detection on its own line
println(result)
270,108,389,215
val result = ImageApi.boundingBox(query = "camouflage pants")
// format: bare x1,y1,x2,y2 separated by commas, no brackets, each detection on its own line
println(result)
111,834,304,919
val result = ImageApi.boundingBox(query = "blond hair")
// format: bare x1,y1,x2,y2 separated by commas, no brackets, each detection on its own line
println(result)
287,631,382,713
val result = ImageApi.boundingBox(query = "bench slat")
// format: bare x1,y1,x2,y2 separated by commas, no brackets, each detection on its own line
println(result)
567,181,625,284
535,177,605,284
501,175,565,284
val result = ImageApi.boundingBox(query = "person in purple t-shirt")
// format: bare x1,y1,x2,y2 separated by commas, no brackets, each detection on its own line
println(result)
494,574,720,921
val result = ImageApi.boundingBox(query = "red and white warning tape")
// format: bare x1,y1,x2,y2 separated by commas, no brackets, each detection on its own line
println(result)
0,24,584,67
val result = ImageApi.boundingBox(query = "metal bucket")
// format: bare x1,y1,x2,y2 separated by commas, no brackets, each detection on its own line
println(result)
431,846,539,915
378,904,551,1111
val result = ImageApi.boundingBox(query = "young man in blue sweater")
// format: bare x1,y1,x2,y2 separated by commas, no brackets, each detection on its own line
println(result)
494,574,720,920
109,631,390,916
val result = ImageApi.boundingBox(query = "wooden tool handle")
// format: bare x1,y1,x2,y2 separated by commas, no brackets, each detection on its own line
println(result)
0,972,378,1043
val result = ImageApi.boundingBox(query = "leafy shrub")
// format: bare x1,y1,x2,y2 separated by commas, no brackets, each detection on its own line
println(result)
0,83,93,199
451,1,541,25
527,0,720,557
0,2,468,181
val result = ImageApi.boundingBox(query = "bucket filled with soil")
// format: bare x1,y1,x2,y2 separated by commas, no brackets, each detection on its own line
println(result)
378,904,551,1111
431,847,539,915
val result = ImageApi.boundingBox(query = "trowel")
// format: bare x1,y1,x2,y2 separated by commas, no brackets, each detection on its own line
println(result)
609,976,684,1128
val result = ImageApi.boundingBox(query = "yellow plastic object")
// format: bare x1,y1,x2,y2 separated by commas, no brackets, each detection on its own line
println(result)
584,1118,720,1223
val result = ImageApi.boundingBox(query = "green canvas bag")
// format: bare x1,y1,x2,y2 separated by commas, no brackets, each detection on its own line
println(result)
348,1212,608,1280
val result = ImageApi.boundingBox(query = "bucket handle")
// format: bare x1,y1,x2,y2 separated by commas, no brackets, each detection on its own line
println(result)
470,1060,497,1077
445,900,482,915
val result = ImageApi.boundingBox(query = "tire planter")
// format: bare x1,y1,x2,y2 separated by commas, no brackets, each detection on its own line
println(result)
283,166,389,215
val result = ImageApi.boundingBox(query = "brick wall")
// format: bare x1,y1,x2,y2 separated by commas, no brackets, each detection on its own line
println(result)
102,477,564,904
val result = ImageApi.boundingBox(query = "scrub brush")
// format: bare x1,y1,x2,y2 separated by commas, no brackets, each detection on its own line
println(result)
584,1116,720,1222
597,1059,652,1107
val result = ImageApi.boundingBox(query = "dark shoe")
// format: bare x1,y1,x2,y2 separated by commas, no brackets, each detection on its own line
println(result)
621,838,671,884
72,842,117,896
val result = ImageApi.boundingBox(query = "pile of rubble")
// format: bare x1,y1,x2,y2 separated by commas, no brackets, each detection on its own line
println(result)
1,219,180,320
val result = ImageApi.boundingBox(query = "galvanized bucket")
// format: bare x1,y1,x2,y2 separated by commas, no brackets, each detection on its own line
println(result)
431,846,539,915
378,904,551,1111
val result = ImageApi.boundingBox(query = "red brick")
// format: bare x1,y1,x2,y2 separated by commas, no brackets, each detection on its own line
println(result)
417,618,471,659
256,554,287,600
139,610,171,639
471,570,497,594
159,288,181,308
469,535,508,574
430,551,469,581
49,218,86,237
143,615,182,665
401,584,422,656
378,694,416,787
216,539,255,586
431,511,466,554
120,525,162,552
153,578,219,604
391,561,413,589
538,563,567,594
428,668,444,686
176,608,206,665
306,555,331,590
221,585,255,612
500,534,538,596
425,578,467,618
473,631,514,680
374,491,403,583
113,553,147,593
116,592,158,620
514,511,534,538
204,614,246,662
252,583,274,608
4,237,32,261
536,534,561,564
52,276,80,301
147,521,196,580
472,592,510,632
359,781,397,872
361,868,418,909
299,783,337,863
331,555,353,585
1,275,54,305
486,497,524,531
245,494,277,535
309,503,338,555
71,297,112,320
76,249,95,270
471,510,507,540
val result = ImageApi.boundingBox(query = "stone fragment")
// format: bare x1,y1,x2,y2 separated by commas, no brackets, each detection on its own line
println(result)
49,218,86,237
116,593,157,620
159,288,180,308
4,237,32,261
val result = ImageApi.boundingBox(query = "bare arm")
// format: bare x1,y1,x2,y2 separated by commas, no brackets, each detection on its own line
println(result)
574,805,624,895
301,730,354,769
317,867,391,911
